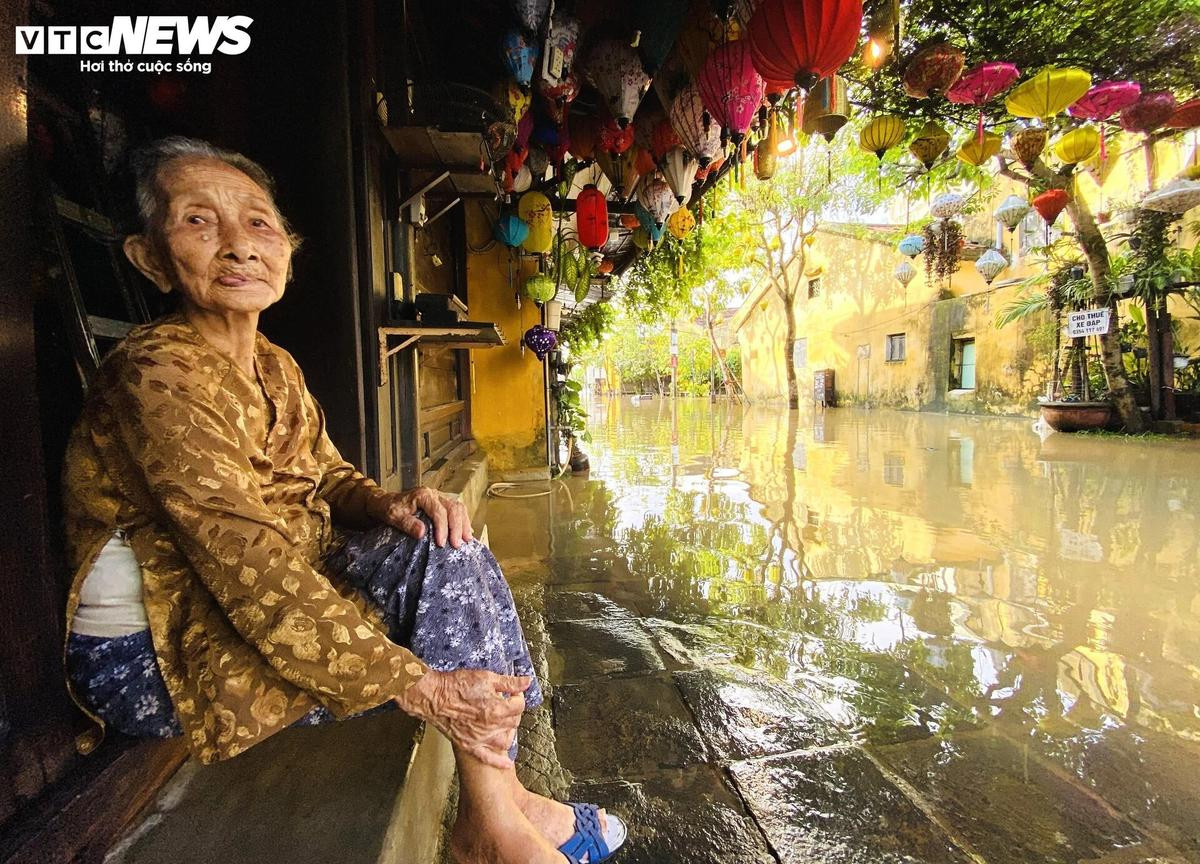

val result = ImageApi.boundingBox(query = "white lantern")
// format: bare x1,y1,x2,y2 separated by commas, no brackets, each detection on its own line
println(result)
638,176,679,227
975,248,1009,285
894,259,917,287
1141,179,1200,214
994,194,1031,231
662,147,699,204
931,192,967,219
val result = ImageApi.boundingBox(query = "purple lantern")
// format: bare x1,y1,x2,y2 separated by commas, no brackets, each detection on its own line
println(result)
523,324,558,360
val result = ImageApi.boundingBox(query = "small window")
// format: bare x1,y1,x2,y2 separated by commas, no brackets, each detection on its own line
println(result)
951,338,977,390
885,333,906,363
793,337,808,369
807,277,821,299
883,452,905,487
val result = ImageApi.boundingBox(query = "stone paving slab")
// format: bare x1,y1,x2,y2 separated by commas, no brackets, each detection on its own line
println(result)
874,730,1149,864
673,667,847,762
553,674,709,779
543,590,639,624
570,766,776,864
546,618,666,683
729,747,972,864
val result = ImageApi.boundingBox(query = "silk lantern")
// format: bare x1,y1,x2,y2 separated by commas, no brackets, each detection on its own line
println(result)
975,249,1008,285
1012,126,1048,170
1032,188,1069,225
651,119,682,160
994,194,1031,232
502,30,540,88
639,176,679,228
670,84,724,166
523,273,557,303
898,234,925,257
517,191,553,254
697,39,766,145
801,75,849,141
957,131,1001,166
1068,81,1140,160
903,40,965,99
598,118,635,154
909,120,950,171
662,147,700,203
495,211,530,248
1167,98,1200,130
1121,91,1177,134
523,324,558,360
894,259,916,288
512,0,549,33
537,73,580,126
1006,67,1092,119
947,62,1020,145
667,206,697,240
747,0,864,92
859,115,906,159
568,112,600,161
586,39,651,128
545,9,580,76
575,185,609,250
1052,126,1100,166
931,192,966,219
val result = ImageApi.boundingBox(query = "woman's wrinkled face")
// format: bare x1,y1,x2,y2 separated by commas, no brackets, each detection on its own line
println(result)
146,157,292,314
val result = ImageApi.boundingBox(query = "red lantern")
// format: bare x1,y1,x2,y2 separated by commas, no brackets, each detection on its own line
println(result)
902,41,965,99
635,147,657,177
650,118,682,161
619,213,640,229
568,113,600,161
747,0,864,92
597,259,615,275
697,39,766,145
1167,97,1200,130
598,117,635,154
1121,91,1178,134
1032,189,1070,225
575,184,609,250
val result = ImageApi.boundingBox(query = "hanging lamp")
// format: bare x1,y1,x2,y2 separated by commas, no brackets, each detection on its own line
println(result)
747,0,864,92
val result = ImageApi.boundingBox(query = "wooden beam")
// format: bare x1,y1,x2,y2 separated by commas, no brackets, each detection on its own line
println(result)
399,170,450,212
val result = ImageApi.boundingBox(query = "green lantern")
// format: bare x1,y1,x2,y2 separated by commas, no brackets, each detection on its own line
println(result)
523,272,557,303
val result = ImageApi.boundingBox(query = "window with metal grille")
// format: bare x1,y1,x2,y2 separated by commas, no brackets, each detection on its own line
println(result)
885,333,906,362
807,277,821,298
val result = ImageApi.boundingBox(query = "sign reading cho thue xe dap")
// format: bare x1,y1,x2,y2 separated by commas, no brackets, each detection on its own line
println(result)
1066,308,1111,338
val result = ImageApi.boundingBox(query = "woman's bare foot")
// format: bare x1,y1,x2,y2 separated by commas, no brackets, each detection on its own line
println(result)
515,786,608,850
448,801,564,864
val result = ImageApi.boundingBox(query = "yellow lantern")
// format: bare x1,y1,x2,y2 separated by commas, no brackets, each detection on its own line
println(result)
1005,67,1092,120
957,131,1002,166
1053,126,1101,166
859,115,907,159
909,120,951,170
1084,132,1122,185
517,191,553,254
667,206,696,240
802,75,849,142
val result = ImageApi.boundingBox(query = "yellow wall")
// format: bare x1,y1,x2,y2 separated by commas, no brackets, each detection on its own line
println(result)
736,134,1200,416
465,203,548,473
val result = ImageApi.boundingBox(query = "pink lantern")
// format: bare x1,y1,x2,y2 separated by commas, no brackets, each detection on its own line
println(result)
946,62,1020,145
669,83,723,167
1069,81,1141,160
1121,90,1177,134
697,39,766,146
536,73,580,127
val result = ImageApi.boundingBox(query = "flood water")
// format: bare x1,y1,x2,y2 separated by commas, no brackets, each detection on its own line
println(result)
484,399,1200,864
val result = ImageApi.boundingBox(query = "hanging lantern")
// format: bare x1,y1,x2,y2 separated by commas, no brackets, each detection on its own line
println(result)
636,205,667,245
517,191,553,254
526,145,549,182
930,192,966,219
975,249,1008,285
668,206,697,240
747,0,864,92
495,211,531,248
1084,135,1122,186
598,118,635,154
755,117,781,180
515,107,534,151
1052,126,1100,166
639,176,679,228
1141,178,1200,214
595,148,628,199
502,30,540,88
632,226,654,250
903,40,966,99
575,185,609,250
619,212,641,230
894,259,917,288
698,39,766,146
1166,98,1200,130
957,131,1002,166
994,194,1031,232
497,80,532,125
522,273,557,303
1067,81,1140,161
898,234,926,258
946,62,1020,144
651,119,682,161
670,84,724,167
568,112,600,161
1012,126,1048,170
537,73,580,126
1032,188,1069,225
585,39,651,128
909,120,950,171
1006,67,1092,120
523,324,558,360
512,0,550,33
1120,91,1177,134
662,147,700,203
859,115,906,159
512,163,533,193
635,0,689,75
697,156,725,182
545,9,581,77
801,75,849,142
597,259,615,275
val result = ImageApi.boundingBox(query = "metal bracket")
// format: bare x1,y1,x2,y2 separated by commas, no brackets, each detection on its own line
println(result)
378,331,420,385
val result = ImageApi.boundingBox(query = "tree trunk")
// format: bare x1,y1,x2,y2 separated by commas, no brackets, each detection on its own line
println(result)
706,317,743,402
783,291,799,409
1066,191,1147,432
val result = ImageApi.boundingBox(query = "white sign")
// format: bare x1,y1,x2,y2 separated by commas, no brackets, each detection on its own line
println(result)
1066,308,1110,338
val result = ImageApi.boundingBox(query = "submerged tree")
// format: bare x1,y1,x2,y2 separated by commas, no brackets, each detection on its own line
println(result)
844,0,1200,430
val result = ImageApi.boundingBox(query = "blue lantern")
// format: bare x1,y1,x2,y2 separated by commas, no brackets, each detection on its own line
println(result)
495,211,530,248
898,233,926,258
502,29,539,88
636,204,666,244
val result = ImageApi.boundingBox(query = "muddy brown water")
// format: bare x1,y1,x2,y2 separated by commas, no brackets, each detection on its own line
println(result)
484,400,1200,864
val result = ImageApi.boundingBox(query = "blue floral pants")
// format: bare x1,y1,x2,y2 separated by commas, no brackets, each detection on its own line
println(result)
67,522,541,754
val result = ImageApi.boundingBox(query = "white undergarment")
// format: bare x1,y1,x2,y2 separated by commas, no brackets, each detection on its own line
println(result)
71,532,149,637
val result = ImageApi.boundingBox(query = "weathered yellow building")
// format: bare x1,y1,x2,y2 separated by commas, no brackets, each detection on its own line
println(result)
734,134,1199,415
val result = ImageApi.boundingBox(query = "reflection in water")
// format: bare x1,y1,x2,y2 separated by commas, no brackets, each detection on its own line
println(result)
488,398,1200,859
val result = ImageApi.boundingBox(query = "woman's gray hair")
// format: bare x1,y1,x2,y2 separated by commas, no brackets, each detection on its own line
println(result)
129,136,302,252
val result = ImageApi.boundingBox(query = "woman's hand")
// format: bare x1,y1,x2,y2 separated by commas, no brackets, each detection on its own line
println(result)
395,668,530,768
368,486,473,548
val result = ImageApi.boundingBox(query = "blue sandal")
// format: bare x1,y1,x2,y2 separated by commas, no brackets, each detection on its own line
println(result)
557,802,627,863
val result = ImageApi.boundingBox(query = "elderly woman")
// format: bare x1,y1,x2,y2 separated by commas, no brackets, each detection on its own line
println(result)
62,137,624,864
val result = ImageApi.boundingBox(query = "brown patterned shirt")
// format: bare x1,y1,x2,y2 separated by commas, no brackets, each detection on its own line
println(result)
64,314,426,763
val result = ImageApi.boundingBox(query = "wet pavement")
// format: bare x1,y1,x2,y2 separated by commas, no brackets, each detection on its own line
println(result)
483,399,1200,864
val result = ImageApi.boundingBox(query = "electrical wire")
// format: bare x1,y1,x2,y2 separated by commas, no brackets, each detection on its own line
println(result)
485,462,570,499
